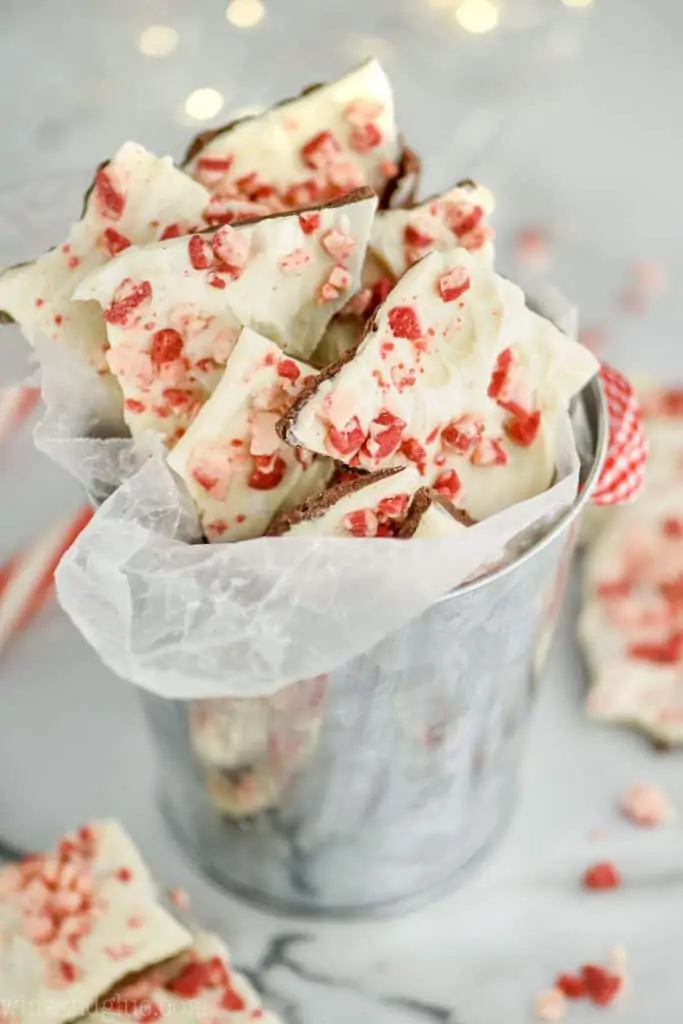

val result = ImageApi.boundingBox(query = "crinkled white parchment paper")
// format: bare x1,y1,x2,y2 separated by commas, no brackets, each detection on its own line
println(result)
54,412,580,699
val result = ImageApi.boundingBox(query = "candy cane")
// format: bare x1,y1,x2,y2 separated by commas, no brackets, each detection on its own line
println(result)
0,506,93,654
0,387,41,446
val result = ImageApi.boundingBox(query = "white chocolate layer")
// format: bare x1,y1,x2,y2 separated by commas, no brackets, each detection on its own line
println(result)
185,60,401,209
371,180,495,277
285,248,598,521
0,142,208,414
167,328,331,542
0,820,191,1024
74,191,377,444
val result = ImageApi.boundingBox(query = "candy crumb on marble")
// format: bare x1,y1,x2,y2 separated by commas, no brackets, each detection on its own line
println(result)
621,783,675,827
582,861,622,891
535,988,566,1021
549,949,628,1012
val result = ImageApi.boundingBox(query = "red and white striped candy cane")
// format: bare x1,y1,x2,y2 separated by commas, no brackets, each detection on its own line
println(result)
0,506,93,654
0,386,40,447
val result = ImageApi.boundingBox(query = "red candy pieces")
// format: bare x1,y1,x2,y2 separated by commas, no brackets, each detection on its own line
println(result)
248,455,287,491
628,630,683,664
504,409,542,447
555,974,586,1000
387,306,422,341
188,235,214,271
582,862,622,891
94,168,126,220
301,131,342,169
105,279,152,327
103,228,131,256
327,417,366,457
581,965,623,1007
434,470,462,501
437,267,471,303
151,329,184,368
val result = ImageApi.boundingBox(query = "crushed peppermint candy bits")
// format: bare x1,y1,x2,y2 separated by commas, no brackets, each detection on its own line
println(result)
538,948,628,1018
0,506,93,656
0,142,209,419
183,59,408,215
0,821,191,1024
74,189,377,446
620,782,674,826
90,931,280,1024
281,246,598,521
370,179,495,279
580,483,683,745
582,861,622,891
167,328,332,542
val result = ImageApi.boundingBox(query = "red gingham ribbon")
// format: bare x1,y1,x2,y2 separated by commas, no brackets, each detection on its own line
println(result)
591,363,648,506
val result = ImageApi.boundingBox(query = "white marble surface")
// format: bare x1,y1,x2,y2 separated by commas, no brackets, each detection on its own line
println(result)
1,1,682,1020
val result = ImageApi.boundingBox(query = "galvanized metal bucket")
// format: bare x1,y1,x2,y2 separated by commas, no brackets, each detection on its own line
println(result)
141,377,607,917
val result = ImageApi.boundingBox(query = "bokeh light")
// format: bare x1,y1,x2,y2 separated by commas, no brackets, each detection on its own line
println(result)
137,25,179,58
225,0,265,28
455,0,500,33
184,88,225,121
562,0,593,6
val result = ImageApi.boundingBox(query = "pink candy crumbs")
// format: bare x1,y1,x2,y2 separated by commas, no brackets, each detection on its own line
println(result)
437,267,470,303
321,228,356,264
548,950,627,1012
582,861,622,891
535,988,566,1022
278,248,313,274
342,509,378,538
319,265,351,303
299,211,320,235
621,783,674,827
387,305,422,341
105,279,152,327
301,131,342,169
94,167,126,220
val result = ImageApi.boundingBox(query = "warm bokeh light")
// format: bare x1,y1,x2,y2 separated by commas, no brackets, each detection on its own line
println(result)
184,88,225,121
455,0,500,33
562,0,593,6
225,0,265,28
137,25,179,58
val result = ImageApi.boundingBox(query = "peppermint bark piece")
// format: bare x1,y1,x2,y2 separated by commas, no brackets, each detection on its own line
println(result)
90,931,280,1023
184,60,408,211
0,820,191,1024
312,181,494,368
579,488,683,746
167,328,331,542
74,189,377,445
282,248,598,521
267,465,442,538
0,143,209,409
370,179,495,277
